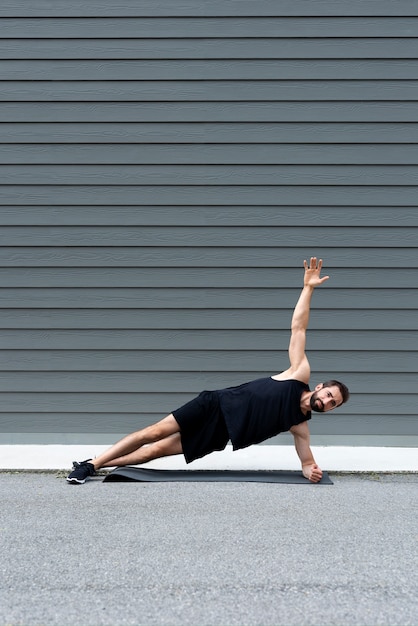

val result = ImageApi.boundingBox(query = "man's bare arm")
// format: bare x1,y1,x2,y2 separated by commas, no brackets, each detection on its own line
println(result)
290,421,323,483
285,257,329,383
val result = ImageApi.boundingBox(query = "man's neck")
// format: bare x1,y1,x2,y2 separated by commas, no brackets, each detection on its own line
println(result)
300,390,312,415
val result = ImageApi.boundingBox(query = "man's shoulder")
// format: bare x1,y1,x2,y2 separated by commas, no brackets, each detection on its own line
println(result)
271,369,310,384
290,420,311,435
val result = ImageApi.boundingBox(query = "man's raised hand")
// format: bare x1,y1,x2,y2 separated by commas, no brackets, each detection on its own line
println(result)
303,257,330,288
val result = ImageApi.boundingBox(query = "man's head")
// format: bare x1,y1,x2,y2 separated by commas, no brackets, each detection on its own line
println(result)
310,380,350,413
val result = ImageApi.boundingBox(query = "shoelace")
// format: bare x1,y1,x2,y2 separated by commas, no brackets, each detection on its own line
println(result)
72,460,95,475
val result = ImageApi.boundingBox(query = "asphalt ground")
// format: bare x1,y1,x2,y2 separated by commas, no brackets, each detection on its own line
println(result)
0,472,417,626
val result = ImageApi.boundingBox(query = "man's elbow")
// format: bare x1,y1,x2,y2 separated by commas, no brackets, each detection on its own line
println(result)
290,323,306,335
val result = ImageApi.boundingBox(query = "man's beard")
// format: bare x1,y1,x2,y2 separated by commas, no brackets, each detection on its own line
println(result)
310,391,325,413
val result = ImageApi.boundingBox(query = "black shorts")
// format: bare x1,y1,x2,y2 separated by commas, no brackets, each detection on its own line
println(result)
172,390,230,463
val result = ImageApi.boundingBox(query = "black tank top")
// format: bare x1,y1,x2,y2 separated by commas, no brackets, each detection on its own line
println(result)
217,377,311,450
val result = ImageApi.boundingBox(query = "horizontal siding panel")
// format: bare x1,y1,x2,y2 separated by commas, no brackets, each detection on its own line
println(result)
0,416,416,440
5,80,418,102
1,38,417,60
4,186,417,206
1,206,418,226
0,350,416,373
2,1,418,18
3,145,418,165
0,392,415,416
0,226,416,247
0,288,417,310
0,309,417,331
2,18,418,38
2,165,418,185
0,268,417,289
308,414,418,434
2,433,413,446
0,431,416,449
1,247,417,268
0,372,415,394
3,60,418,80
2,123,418,144
3,102,418,122
0,329,415,351
309,421,418,438
310,411,418,431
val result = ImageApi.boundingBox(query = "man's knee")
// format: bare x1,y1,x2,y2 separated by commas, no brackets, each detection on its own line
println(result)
147,433,182,460
160,432,182,454
146,414,180,441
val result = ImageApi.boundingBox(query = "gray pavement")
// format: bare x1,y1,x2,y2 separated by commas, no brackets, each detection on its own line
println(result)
0,471,417,626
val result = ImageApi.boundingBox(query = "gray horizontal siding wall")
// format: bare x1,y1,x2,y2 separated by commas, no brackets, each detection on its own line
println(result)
0,1,417,447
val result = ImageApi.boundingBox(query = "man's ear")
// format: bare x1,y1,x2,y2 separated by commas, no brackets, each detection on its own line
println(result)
315,383,324,391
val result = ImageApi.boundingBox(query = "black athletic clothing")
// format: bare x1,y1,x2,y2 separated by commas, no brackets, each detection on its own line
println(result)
173,377,310,463
218,377,311,451
172,391,229,463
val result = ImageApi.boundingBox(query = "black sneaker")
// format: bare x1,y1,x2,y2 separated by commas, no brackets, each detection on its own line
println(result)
66,459,95,484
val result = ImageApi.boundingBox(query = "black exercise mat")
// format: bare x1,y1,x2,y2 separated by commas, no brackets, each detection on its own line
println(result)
104,467,333,484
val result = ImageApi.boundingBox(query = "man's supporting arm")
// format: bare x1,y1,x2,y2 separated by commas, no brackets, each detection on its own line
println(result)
290,421,323,483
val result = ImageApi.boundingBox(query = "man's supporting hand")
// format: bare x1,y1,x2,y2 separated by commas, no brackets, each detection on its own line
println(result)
302,463,323,483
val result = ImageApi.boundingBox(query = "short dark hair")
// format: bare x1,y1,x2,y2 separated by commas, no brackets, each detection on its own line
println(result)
322,380,350,405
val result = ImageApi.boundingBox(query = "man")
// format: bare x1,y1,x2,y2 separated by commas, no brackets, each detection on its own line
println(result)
67,257,349,485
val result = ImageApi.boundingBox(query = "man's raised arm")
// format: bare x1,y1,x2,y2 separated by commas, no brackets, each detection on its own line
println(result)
286,257,329,383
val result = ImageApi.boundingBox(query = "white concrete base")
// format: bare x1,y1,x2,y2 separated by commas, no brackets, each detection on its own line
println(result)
0,444,416,472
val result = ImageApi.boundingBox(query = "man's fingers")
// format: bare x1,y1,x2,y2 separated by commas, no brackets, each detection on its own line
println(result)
310,474,322,483
304,465,323,483
304,257,324,272
310,465,323,482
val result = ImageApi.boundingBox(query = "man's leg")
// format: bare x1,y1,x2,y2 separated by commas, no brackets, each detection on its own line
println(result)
98,432,182,468
67,414,182,482
91,414,181,470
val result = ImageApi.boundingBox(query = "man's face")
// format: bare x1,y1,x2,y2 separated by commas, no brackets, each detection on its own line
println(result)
310,384,343,413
